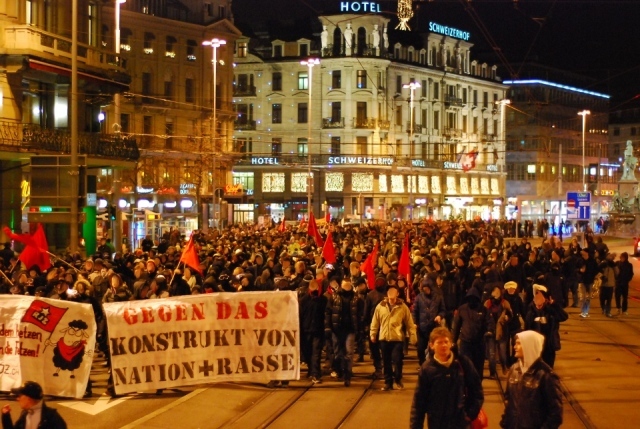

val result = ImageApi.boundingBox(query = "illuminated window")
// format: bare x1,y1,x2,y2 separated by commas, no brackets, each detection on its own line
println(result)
481,178,490,195
379,174,388,193
431,176,441,194
471,177,479,194
326,173,344,192
352,173,373,192
298,71,309,90
292,173,312,193
391,175,404,193
357,70,367,89
527,164,536,174
460,176,469,194
446,176,457,194
491,178,499,195
263,173,285,192
418,176,429,194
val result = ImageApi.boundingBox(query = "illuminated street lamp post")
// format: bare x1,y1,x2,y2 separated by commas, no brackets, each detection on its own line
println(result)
203,38,226,231
113,0,126,247
578,110,591,192
301,58,320,219
403,81,420,220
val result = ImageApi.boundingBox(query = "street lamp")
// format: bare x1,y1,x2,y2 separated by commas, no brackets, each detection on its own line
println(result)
203,38,226,231
578,110,591,192
403,81,420,220
301,57,320,219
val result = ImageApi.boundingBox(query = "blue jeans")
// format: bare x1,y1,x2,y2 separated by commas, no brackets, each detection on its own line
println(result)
581,282,593,314
332,332,355,380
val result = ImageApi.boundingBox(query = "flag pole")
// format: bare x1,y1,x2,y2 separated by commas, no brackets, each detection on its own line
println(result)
0,269,14,287
46,251,80,273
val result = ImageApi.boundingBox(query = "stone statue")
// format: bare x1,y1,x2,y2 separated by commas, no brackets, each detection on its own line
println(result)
344,23,353,56
383,25,389,49
372,24,380,49
622,140,638,181
321,25,328,51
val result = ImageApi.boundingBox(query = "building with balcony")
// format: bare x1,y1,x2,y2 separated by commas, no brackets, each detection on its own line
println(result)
99,0,242,242
231,12,507,223
0,0,137,246
503,64,614,228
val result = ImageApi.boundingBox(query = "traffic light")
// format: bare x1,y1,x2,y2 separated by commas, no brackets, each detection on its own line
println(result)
109,205,117,221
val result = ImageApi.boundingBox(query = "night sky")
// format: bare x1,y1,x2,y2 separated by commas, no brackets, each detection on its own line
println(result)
232,0,640,105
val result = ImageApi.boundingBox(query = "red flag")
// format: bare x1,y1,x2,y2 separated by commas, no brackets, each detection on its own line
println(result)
361,242,379,290
179,236,202,275
321,228,336,264
460,147,479,172
279,218,286,232
398,235,412,286
22,300,68,333
307,212,324,248
325,212,331,223
3,225,51,271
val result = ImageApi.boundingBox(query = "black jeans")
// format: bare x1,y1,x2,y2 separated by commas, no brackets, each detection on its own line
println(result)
301,333,324,378
616,283,629,312
369,337,382,371
380,340,404,386
417,330,430,366
600,287,614,314
459,340,485,381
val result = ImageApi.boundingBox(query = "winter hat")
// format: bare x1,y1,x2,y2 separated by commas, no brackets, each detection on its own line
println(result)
504,281,518,290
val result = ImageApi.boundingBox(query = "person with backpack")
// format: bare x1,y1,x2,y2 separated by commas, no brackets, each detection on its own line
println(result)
598,253,617,317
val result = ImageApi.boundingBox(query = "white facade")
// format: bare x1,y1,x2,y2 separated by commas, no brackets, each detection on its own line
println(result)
231,13,507,222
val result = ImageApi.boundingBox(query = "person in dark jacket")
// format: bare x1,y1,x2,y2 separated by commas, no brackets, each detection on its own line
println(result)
578,249,599,318
2,381,67,429
503,281,524,366
324,278,364,386
500,330,563,429
525,284,568,368
412,279,446,365
410,327,484,429
299,279,328,384
452,287,487,380
615,252,634,315
364,275,388,378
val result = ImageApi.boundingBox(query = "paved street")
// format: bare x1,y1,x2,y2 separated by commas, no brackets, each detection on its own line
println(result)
2,235,639,428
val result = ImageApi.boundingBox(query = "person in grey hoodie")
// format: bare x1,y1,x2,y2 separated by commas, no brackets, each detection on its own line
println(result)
500,330,563,429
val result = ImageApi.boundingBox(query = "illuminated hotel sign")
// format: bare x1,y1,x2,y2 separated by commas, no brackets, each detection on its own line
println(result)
428,22,470,41
251,157,279,165
412,159,426,167
340,2,381,12
328,156,393,165
486,165,498,172
443,161,463,170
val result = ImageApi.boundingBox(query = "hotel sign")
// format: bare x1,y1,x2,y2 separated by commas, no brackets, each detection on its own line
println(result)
328,156,393,165
443,161,463,170
412,159,426,167
428,22,471,41
340,2,381,13
251,157,279,165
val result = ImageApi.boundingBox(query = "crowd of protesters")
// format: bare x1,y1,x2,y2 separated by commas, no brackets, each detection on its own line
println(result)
0,217,632,427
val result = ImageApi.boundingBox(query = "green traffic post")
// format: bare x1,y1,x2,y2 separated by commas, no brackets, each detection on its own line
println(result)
83,205,97,257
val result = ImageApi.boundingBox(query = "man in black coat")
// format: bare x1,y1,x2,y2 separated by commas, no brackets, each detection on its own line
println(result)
410,327,484,429
616,252,634,315
299,279,328,384
363,275,387,378
2,381,67,429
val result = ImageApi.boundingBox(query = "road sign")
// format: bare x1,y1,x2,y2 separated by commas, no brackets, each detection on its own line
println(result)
567,192,591,220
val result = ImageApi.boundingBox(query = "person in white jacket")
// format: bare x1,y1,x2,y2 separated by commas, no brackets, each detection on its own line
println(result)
370,285,416,391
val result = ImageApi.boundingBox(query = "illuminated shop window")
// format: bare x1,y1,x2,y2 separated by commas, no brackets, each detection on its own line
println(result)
460,176,469,194
431,176,441,194
326,173,344,192
491,178,500,195
481,177,490,195
418,176,429,194
471,177,480,194
408,175,417,193
263,173,285,192
391,175,405,193
352,173,373,192
379,174,388,193
446,176,457,194
292,172,313,193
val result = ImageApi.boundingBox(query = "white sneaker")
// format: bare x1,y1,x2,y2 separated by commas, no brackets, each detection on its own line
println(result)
579,313,590,318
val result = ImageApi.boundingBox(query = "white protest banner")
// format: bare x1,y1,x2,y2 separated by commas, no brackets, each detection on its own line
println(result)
0,295,96,399
103,291,300,394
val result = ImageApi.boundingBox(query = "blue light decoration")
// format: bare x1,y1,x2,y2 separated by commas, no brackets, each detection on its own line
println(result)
502,79,610,99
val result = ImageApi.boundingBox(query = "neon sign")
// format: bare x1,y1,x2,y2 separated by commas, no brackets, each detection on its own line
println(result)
428,22,470,41
340,2,381,13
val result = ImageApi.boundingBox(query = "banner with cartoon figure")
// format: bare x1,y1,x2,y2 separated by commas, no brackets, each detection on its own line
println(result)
0,296,96,399
103,292,300,394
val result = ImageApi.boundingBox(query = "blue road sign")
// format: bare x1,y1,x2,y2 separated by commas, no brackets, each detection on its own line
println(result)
567,192,591,220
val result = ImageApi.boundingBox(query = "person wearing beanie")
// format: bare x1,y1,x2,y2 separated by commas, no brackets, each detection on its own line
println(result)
298,279,328,385
524,284,568,368
412,279,446,366
2,381,67,429
500,330,563,429
503,281,525,365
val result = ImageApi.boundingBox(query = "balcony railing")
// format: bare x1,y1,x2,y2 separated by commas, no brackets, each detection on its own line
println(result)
353,117,376,129
322,117,345,128
321,44,387,58
234,120,257,130
377,119,390,130
3,25,128,76
443,128,463,139
233,85,257,97
444,95,464,107
406,122,423,133
0,121,139,161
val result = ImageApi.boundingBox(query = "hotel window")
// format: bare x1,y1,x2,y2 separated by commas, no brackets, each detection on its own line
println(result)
271,138,282,156
218,5,226,19
186,40,197,61
331,137,341,155
433,82,439,100
144,32,155,53
298,103,308,123
483,91,488,108
421,80,427,98
165,36,177,57
462,115,467,133
185,78,194,103
237,42,247,58
164,74,173,100
357,136,368,155
142,72,153,96
357,70,367,89
396,75,402,93
473,117,478,133
297,138,308,158
298,71,309,90
331,102,342,122
332,70,342,89
299,43,308,57
433,111,439,130
272,104,282,124
395,105,402,126
87,3,97,46
120,114,130,133
272,72,282,91
473,90,478,106
493,119,498,135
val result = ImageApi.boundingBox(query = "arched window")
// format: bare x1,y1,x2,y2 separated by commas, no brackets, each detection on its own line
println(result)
332,27,342,56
